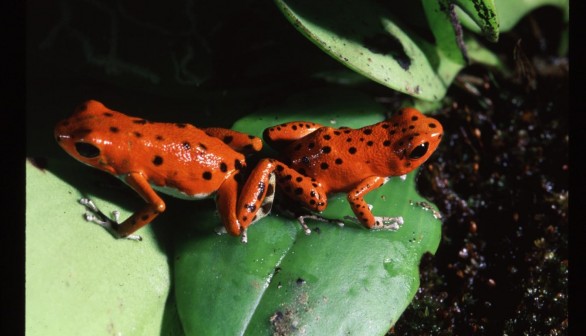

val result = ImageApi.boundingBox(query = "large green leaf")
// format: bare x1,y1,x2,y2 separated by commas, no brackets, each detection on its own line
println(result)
274,0,502,102
25,160,174,335
274,0,455,101
174,89,443,335
458,0,569,34
452,0,499,42
29,88,442,335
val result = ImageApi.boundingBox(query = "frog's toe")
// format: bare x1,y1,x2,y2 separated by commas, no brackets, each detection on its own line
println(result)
240,228,248,244
112,210,120,223
83,212,108,226
372,216,404,231
298,214,346,233
343,215,360,225
215,225,227,235
79,198,141,240
79,198,99,212
295,216,313,235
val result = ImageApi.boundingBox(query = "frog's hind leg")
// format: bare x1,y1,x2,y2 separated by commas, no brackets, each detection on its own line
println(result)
257,159,329,234
270,160,328,214
234,161,279,243
215,174,242,237
263,121,324,150
248,173,276,225
203,127,262,154
233,158,329,238
216,159,278,242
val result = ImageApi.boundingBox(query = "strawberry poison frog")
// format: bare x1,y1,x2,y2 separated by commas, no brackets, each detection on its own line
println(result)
253,107,443,232
54,100,276,242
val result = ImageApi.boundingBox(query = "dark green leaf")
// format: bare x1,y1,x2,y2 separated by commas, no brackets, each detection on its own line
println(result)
174,89,443,335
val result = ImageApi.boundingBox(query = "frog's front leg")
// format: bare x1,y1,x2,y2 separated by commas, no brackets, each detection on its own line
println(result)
83,172,166,240
347,176,403,230
216,174,242,237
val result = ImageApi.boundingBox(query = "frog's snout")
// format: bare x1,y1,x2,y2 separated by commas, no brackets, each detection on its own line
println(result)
54,122,68,143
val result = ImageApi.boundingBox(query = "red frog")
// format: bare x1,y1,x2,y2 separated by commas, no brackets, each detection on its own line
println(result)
54,100,276,242
255,107,443,232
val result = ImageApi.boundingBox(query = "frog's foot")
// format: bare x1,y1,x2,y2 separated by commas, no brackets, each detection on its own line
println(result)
214,225,248,243
240,228,248,244
296,216,313,235
79,198,142,241
343,215,362,227
297,215,345,234
214,225,227,235
343,215,404,231
372,216,404,231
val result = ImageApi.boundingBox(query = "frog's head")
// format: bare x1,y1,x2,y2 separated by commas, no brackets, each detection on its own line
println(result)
388,107,443,175
54,100,121,175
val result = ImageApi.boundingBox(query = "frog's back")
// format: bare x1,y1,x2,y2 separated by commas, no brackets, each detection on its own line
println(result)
55,100,244,197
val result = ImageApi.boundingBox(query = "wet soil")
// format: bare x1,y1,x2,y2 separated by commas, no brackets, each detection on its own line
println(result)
390,9,568,335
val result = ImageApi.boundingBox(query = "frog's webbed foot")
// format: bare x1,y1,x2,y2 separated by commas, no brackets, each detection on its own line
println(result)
343,215,404,231
366,203,404,230
214,225,227,235
296,215,314,235
79,198,142,241
372,216,404,231
342,215,366,228
240,228,248,244
297,215,345,234
213,224,248,243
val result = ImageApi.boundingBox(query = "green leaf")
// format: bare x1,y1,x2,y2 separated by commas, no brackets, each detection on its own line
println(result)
174,89,443,335
274,0,502,102
452,0,499,42
458,0,568,34
421,0,503,68
274,0,456,101
33,88,442,335
422,0,467,65
26,160,176,335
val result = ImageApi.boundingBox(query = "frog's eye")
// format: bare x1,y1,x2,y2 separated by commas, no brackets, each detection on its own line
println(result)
408,142,428,160
75,142,100,158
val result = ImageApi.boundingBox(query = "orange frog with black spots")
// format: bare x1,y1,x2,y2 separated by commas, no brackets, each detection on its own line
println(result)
55,100,276,242
255,107,443,232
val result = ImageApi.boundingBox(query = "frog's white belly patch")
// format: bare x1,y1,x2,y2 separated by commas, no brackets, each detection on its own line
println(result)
116,175,212,200
151,184,212,200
